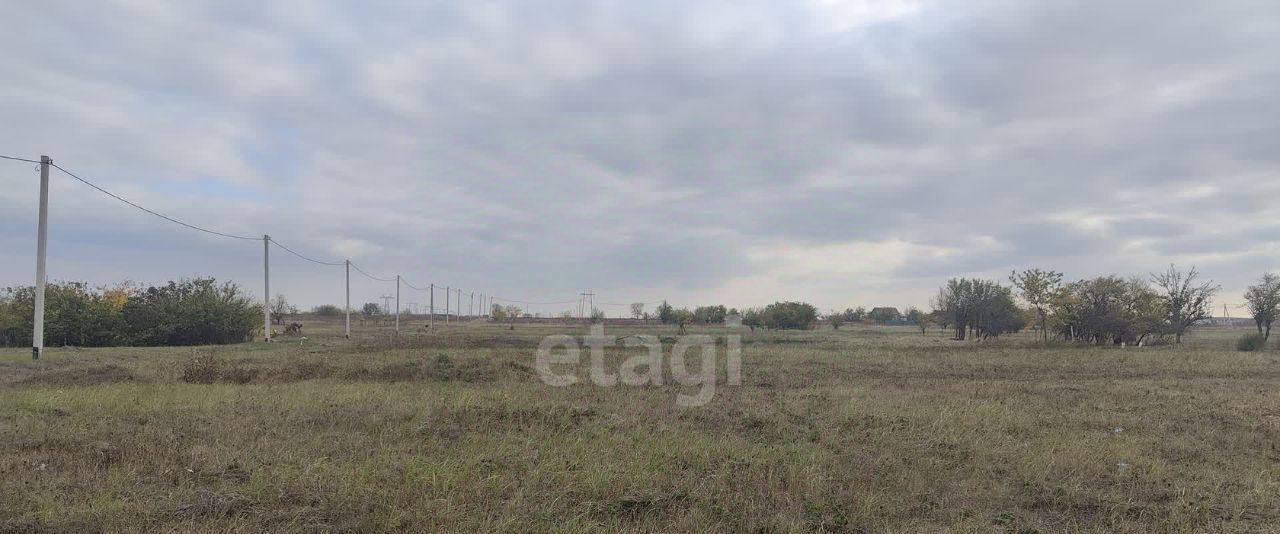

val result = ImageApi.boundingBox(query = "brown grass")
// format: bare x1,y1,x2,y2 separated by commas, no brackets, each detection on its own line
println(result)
14,364,138,388
1,320,1277,532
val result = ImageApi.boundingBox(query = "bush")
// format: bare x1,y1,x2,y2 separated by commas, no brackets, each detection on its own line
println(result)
3,277,262,348
181,352,221,384
1236,333,1267,352
122,278,261,346
762,301,818,330
312,304,343,316
1,282,126,347
181,352,259,384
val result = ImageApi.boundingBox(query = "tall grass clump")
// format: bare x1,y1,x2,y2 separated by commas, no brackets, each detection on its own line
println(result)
1236,333,1266,351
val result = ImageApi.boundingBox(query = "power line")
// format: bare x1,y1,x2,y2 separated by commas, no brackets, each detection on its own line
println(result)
49,161,259,241
402,278,431,291
9,153,661,318
348,261,395,282
270,239,345,266
0,154,42,164
493,296,577,305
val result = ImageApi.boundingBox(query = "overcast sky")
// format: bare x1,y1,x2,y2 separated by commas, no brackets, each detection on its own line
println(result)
2,0,1278,315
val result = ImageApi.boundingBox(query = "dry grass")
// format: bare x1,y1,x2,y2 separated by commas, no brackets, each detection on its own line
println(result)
1,319,1278,532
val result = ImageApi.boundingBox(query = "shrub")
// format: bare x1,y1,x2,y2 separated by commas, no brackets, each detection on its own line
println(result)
181,353,221,384
1,282,126,347
181,352,259,384
1236,333,1266,352
693,305,727,324
122,278,260,346
762,301,818,330
312,304,343,316
4,278,259,347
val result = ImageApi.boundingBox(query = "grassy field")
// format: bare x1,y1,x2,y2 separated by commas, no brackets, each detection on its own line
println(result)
2,319,1279,533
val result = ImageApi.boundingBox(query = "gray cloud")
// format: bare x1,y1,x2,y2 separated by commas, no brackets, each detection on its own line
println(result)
1,0,1278,312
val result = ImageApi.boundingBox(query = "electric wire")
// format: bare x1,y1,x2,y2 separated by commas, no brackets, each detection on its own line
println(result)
50,162,259,241
401,278,431,291
0,154,42,164
270,239,345,266
5,153,664,310
492,296,578,305
348,261,396,282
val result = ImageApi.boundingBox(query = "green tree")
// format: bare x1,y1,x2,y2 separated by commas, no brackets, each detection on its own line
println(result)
121,278,260,346
867,307,901,324
932,278,1025,340
693,305,727,324
1010,268,1063,343
1,282,127,347
761,301,818,330
311,304,343,316
842,307,867,322
1053,276,1166,345
1244,273,1280,339
656,301,674,324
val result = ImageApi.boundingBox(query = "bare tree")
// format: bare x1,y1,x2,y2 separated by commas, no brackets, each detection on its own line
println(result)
1150,264,1219,344
932,278,1025,340
1010,268,1063,343
630,302,645,320
269,293,297,325
1244,272,1280,339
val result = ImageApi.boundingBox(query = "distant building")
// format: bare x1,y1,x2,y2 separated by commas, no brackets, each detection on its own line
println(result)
1200,317,1253,327
868,307,902,324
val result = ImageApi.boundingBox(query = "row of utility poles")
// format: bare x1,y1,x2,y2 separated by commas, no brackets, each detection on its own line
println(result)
284,260,492,343
27,154,496,359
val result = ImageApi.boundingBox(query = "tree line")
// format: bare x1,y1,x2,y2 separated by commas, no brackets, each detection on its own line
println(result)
929,264,1278,346
7,264,1276,348
0,278,261,347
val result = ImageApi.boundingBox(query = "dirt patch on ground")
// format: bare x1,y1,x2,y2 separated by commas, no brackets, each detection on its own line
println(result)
12,365,138,388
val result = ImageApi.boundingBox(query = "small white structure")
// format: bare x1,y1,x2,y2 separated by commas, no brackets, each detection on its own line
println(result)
724,314,742,328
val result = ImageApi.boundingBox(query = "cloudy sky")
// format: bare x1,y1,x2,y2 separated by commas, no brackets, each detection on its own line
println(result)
2,0,1278,315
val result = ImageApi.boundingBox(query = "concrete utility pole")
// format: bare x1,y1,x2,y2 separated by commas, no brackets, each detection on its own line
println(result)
395,275,401,333
429,283,434,329
344,260,351,339
32,156,50,360
470,292,474,319
445,287,450,325
458,288,463,320
263,235,271,342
